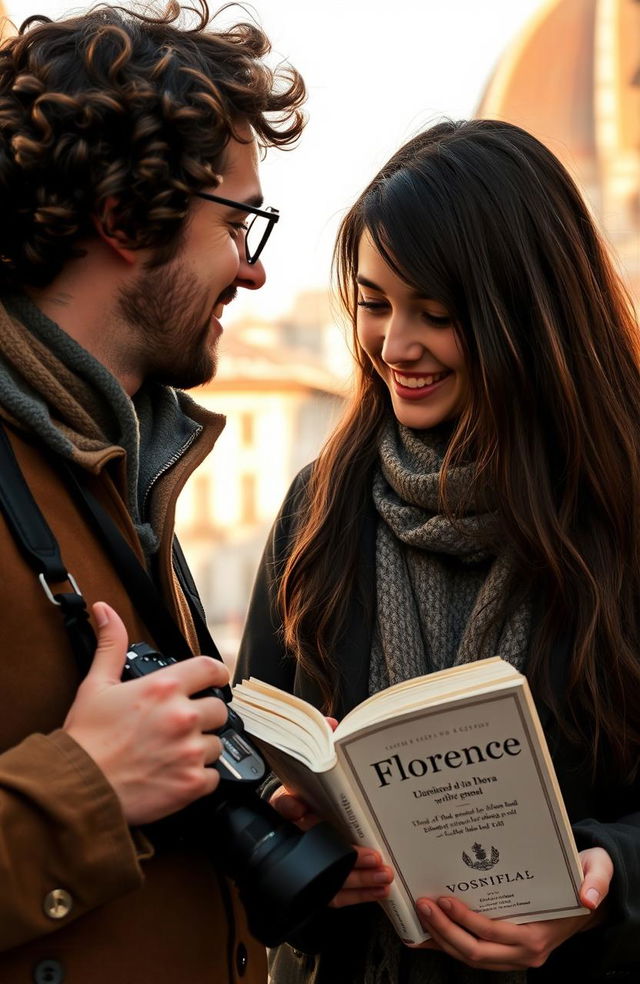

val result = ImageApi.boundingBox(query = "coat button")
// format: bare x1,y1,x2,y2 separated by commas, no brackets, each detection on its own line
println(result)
43,889,73,920
33,959,65,984
235,942,248,977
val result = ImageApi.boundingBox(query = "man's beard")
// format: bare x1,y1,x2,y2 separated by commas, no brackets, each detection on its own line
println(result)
117,260,221,390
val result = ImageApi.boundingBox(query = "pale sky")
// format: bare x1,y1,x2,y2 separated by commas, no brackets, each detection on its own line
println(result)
5,0,546,321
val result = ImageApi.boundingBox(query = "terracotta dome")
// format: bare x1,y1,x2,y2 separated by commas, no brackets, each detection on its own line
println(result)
476,0,640,299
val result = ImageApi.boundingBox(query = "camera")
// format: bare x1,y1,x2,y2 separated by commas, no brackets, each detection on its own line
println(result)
124,643,356,945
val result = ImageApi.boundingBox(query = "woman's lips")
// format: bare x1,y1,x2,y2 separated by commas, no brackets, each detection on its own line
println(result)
391,369,453,399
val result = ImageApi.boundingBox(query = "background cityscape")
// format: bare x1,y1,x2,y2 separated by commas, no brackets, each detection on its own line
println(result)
3,0,638,664
177,0,640,665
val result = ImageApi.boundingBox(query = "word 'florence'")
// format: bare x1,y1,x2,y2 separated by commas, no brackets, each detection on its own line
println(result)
370,737,522,788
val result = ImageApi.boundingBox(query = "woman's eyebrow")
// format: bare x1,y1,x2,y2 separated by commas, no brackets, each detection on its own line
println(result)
356,275,383,290
356,274,434,302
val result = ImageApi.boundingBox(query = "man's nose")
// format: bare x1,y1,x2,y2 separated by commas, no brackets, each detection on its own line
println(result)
234,239,267,290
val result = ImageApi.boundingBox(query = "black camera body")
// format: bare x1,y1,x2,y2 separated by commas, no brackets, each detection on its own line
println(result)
124,642,265,784
123,643,356,945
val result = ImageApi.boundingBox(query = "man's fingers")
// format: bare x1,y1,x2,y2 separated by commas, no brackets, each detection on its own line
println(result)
196,696,232,733
86,608,231,706
157,654,230,698
202,734,224,766
88,602,129,684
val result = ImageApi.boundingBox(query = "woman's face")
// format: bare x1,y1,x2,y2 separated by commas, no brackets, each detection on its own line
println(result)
356,232,468,429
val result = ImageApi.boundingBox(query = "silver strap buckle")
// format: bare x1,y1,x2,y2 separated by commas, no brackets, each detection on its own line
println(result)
38,571,83,606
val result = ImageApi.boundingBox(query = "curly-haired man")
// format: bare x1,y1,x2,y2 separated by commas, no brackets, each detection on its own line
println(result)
0,3,305,981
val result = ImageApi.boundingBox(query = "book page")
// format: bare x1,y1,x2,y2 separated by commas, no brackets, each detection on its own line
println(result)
335,658,518,736
251,738,350,835
231,680,335,769
335,682,586,929
250,735,428,943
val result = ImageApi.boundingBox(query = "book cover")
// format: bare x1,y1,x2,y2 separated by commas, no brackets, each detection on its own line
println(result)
232,658,587,943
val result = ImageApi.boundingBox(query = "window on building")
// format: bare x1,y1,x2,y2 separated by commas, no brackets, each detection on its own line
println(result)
241,472,257,525
182,473,216,535
240,412,255,447
194,474,212,521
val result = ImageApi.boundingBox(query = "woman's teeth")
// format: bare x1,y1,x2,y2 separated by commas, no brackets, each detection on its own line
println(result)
394,371,450,389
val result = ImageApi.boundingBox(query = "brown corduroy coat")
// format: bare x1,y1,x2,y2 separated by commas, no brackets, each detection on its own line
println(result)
0,408,267,984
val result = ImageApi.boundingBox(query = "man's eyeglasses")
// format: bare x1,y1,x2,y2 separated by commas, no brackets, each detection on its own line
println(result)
194,191,279,265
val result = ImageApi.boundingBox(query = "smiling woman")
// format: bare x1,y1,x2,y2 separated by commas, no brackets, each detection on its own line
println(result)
235,118,640,984
356,234,467,430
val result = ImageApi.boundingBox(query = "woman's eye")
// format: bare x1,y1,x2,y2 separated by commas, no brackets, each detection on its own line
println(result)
229,221,249,236
423,312,452,327
357,300,387,312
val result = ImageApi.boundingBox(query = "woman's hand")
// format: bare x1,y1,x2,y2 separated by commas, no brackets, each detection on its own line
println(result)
330,845,394,907
269,785,319,831
269,785,394,907
413,847,613,971
270,714,394,907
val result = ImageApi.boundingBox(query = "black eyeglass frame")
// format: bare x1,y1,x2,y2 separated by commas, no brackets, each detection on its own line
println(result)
194,191,279,265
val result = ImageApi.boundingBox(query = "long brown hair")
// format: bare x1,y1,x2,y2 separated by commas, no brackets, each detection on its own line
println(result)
278,119,640,776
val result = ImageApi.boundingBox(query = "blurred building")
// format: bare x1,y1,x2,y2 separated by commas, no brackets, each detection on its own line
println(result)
476,0,640,301
175,292,348,662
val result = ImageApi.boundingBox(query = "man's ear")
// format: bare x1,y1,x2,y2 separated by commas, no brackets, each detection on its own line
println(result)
92,196,139,265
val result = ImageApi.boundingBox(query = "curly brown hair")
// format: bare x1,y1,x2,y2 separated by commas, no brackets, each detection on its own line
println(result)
0,0,306,286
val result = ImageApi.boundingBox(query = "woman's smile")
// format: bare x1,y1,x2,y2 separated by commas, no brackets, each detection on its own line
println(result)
391,369,453,398
356,233,467,429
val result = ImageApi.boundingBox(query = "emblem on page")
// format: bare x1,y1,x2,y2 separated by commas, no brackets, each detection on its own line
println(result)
462,842,500,871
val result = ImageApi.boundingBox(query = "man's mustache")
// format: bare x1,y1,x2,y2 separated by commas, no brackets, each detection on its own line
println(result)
216,286,237,307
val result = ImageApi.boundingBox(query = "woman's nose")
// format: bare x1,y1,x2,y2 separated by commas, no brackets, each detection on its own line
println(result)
381,315,425,365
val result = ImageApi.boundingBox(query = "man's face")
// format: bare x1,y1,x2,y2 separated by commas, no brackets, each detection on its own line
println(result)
118,130,266,389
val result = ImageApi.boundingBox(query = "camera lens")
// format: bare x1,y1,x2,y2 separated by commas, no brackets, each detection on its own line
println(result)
124,645,357,944
210,793,356,945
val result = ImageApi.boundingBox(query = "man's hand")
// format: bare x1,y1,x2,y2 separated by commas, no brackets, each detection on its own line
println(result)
64,602,230,825
413,847,613,970
270,786,394,906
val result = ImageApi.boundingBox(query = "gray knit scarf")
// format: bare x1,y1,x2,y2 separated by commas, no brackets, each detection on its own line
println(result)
365,416,530,984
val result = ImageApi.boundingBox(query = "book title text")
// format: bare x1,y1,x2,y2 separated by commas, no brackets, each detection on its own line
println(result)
370,738,522,788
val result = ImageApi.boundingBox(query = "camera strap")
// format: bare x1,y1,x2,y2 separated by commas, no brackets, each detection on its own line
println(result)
0,423,229,696
61,462,229,686
0,424,97,675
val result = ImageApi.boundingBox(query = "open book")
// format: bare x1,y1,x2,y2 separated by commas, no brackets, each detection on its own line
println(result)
231,657,587,944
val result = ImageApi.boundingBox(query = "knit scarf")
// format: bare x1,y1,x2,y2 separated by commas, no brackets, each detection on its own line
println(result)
365,415,530,984
0,293,204,555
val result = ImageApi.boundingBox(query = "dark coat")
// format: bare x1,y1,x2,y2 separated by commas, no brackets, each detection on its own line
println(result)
235,467,640,984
